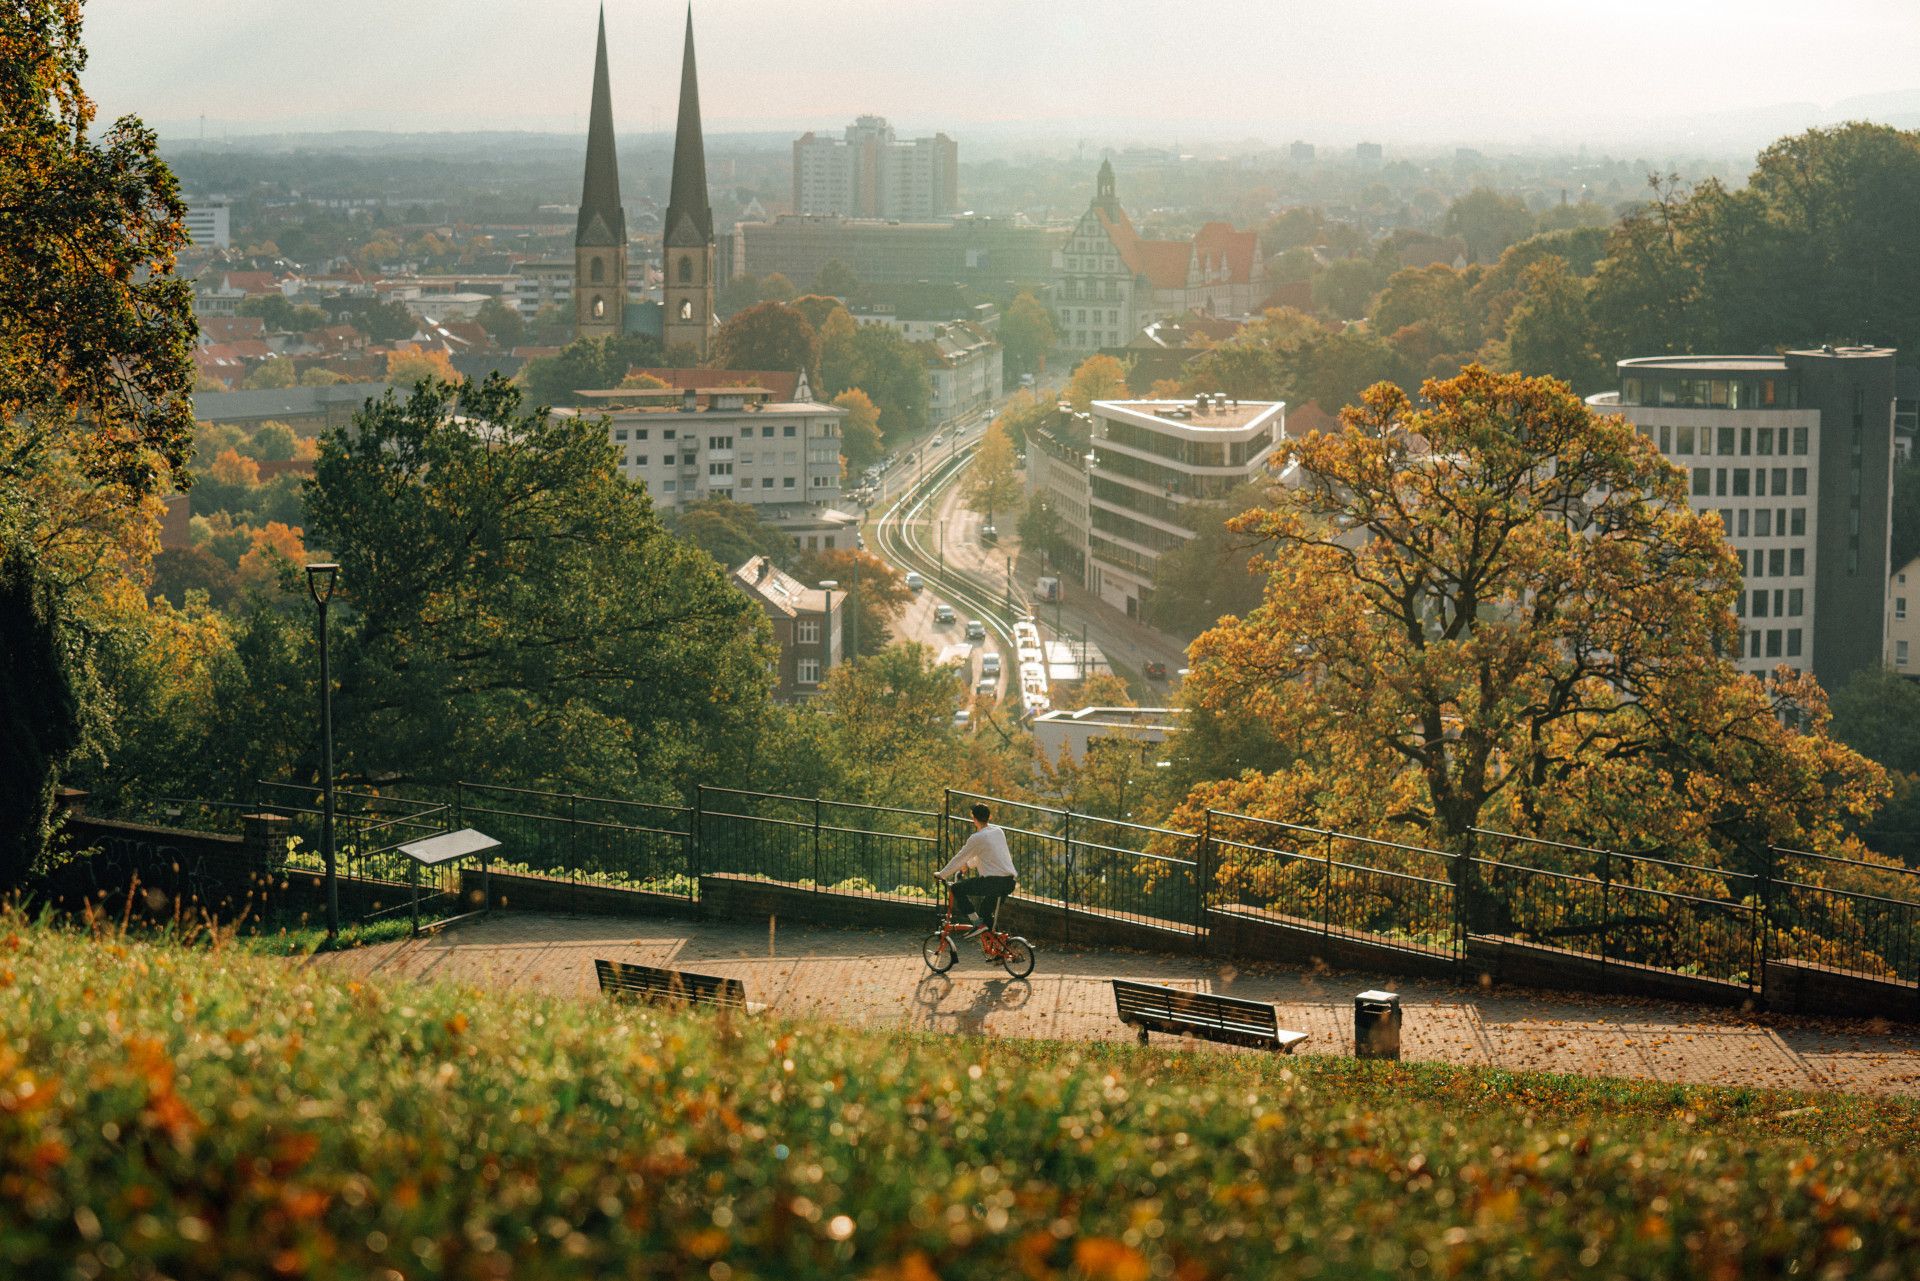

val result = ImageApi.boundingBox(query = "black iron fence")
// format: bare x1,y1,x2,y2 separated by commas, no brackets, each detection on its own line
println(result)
100,780,1920,1004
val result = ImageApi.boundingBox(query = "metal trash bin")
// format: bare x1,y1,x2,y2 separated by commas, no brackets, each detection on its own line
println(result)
1354,989,1401,1061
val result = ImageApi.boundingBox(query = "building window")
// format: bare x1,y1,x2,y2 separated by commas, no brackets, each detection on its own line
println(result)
635,429,648,441
1767,629,1783,658
1691,468,1710,496
593,297,605,318
708,435,729,449
1658,424,1672,452
1790,508,1806,536
762,425,774,437
1715,468,1727,497
762,477,774,488
1900,640,1911,666
1898,597,1909,620
1757,427,1774,454
1789,548,1805,575
1787,629,1803,658
1789,588,1804,616
1756,509,1772,537
591,258,605,284
1752,590,1768,618
1717,427,1736,456
1791,468,1808,496
678,257,692,283
797,659,821,685
615,429,628,441
1768,548,1784,577
679,299,693,321
784,425,797,437
635,456,647,467
783,476,796,488
1792,427,1809,455
1677,425,1695,454
662,479,676,492
797,620,820,644
1772,467,1787,494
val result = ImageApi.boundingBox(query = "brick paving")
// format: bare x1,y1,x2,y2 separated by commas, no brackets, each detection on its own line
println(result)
314,911,1920,1097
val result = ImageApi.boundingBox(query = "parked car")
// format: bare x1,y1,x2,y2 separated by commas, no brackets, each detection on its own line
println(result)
1144,660,1168,680
904,571,925,591
965,620,986,642
934,603,955,624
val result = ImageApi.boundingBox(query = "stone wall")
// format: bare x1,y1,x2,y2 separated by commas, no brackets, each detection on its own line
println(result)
1764,958,1920,1019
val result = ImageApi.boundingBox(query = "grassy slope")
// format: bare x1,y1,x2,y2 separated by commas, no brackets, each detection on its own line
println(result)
2,916,1918,1280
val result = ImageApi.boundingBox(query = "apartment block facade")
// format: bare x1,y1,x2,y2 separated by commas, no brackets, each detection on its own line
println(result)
792,116,959,220
1591,347,1897,690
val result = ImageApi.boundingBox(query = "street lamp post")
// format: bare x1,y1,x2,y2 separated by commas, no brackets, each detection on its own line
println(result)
305,562,341,939
818,579,839,673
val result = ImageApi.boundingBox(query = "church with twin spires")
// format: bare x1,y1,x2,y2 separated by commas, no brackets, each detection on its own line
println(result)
573,5,716,358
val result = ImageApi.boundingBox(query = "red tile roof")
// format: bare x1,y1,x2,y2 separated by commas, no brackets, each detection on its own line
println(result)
199,316,267,345
1192,222,1260,284
221,271,281,295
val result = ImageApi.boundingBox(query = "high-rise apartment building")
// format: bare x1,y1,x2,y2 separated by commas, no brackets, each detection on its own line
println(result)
791,116,959,220
184,201,231,249
1590,348,1898,689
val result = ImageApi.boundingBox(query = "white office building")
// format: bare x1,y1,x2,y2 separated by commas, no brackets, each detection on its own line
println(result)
184,201,231,249
791,116,958,220
1084,395,1286,618
1589,348,1897,689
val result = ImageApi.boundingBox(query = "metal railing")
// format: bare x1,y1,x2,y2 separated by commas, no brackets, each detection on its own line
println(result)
90,781,1920,1008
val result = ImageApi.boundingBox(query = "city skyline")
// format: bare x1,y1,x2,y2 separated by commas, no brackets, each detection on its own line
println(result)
84,0,1920,151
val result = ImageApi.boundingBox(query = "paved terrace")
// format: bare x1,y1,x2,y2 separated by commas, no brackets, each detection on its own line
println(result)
314,912,1920,1098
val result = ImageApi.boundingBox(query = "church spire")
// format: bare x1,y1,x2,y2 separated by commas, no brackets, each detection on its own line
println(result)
576,5,625,248
664,5,712,249
573,5,627,341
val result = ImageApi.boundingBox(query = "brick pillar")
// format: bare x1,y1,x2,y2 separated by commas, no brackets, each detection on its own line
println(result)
241,812,290,872
54,787,88,815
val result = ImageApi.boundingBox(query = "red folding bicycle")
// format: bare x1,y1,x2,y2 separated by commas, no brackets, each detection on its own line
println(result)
921,880,1036,978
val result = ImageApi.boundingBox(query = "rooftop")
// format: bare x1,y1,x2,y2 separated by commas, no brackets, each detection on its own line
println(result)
1094,394,1283,433
732,555,834,619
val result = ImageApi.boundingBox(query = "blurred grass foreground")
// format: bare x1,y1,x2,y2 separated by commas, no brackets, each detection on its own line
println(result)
2,909,1918,1279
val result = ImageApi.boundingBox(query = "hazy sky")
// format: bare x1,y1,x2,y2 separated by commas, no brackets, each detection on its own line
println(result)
84,0,1920,148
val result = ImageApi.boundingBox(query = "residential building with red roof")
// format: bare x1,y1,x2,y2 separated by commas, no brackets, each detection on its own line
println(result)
1055,162,1268,354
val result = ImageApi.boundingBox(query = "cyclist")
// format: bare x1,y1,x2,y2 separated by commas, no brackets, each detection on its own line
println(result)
937,802,1018,937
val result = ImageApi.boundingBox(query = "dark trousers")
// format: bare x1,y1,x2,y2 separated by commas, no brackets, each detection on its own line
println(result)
953,876,1017,927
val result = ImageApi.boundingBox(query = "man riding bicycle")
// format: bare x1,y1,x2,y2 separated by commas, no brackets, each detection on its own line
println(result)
936,802,1018,936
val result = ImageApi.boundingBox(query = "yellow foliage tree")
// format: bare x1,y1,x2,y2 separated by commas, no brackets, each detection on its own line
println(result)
386,347,458,386
1176,367,1886,919
1066,353,1129,414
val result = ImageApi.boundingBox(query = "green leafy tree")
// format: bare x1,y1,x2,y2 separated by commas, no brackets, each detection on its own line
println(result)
303,376,773,796
242,422,297,463
475,297,526,349
803,548,907,658
814,259,859,297
1143,482,1272,639
759,272,798,304
1502,258,1606,391
713,302,818,382
999,292,1057,382
820,321,931,443
299,367,347,387
0,3,196,885
1296,329,1409,412
1443,187,1537,263
238,293,326,332
791,294,847,334
1309,257,1387,321
520,334,664,408
671,498,797,573
1829,665,1920,865
243,357,298,389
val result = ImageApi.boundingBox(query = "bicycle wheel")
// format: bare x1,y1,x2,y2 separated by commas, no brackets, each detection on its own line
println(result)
999,936,1035,979
922,930,957,974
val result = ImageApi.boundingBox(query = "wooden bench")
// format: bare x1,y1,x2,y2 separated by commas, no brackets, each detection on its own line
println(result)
1112,979,1308,1053
594,958,753,1011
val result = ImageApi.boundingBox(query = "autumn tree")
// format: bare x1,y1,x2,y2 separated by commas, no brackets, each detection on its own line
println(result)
1309,257,1386,321
803,548,908,657
386,346,458,387
1178,368,1885,920
833,388,883,474
1065,353,1128,414
964,419,1022,527
0,3,197,884
999,291,1057,383
713,301,819,382
791,294,847,334
670,498,798,573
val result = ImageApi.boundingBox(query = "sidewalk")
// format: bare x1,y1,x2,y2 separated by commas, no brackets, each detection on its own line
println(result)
314,911,1920,1098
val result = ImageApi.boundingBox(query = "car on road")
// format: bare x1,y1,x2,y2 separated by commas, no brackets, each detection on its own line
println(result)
1144,660,1168,680
934,603,955,624
975,675,997,697
980,652,1001,678
979,523,997,545
904,571,925,591
932,433,944,447
965,620,986,642
952,708,971,728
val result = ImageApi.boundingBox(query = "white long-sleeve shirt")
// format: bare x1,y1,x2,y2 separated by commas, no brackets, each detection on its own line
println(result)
937,824,1017,881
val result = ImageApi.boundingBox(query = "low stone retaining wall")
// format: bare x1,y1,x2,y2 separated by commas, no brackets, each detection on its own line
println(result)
1764,957,1920,1019
1206,905,1459,979
1467,936,1758,1010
